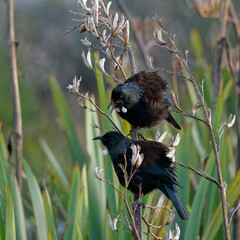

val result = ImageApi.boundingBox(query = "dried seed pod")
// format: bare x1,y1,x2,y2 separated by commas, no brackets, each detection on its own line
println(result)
226,114,236,128
78,0,91,14
153,28,166,45
89,17,99,38
82,49,93,70
91,2,99,27
101,0,111,17
79,23,87,33
95,58,107,75
188,0,221,18
191,101,202,115
122,20,129,44
108,214,119,232
94,167,103,181
113,14,126,37
111,12,119,35
130,144,144,168
81,37,92,47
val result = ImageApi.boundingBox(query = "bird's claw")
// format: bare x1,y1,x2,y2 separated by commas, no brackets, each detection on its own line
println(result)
128,128,140,137
131,199,145,210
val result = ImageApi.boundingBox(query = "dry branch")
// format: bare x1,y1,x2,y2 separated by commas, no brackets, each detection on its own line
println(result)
6,0,23,191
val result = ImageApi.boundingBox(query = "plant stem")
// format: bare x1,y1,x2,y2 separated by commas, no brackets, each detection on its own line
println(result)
116,0,148,65
183,60,230,240
126,40,142,240
7,0,23,191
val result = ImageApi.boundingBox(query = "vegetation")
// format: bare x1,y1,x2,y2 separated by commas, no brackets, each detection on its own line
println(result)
0,0,240,239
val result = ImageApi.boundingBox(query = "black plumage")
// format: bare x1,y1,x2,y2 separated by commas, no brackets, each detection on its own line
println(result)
93,131,188,220
108,71,181,130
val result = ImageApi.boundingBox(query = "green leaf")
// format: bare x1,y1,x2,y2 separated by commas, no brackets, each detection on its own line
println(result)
176,128,191,231
72,222,83,240
191,30,203,60
10,177,27,240
203,168,240,240
49,74,85,167
184,151,215,239
93,53,117,214
65,164,81,240
0,128,9,223
23,160,48,240
5,183,16,240
40,138,69,187
42,187,58,240
85,100,106,240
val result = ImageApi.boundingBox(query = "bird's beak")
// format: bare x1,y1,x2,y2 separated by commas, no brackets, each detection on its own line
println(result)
92,136,102,141
108,100,118,113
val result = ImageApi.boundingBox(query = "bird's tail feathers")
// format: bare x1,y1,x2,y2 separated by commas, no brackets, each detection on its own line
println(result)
163,184,189,220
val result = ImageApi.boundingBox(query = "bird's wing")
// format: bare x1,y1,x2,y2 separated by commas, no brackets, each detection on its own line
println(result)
144,165,181,188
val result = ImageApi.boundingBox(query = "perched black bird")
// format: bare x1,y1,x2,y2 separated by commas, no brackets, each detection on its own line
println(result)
93,131,188,220
108,71,181,130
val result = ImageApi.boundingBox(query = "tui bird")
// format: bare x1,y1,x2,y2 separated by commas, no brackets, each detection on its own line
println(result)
93,131,188,220
108,71,181,130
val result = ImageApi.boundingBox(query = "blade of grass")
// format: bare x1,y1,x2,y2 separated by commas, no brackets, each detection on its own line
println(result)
23,159,48,240
72,222,83,240
40,138,69,187
5,183,16,240
65,164,81,240
10,177,27,240
184,151,215,239
203,168,240,240
49,74,85,167
85,100,107,240
176,127,191,232
42,187,58,240
94,53,117,214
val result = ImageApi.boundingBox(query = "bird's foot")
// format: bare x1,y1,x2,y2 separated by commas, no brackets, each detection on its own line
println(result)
131,199,145,211
128,128,140,138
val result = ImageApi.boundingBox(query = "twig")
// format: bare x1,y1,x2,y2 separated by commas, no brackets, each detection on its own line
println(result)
121,152,141,240
6,0,23,191
142,215,165,240
76,92,123,134
229,1,240,38
220,0,230,38
115,0,148,65
229,200,240,225
225,39,237,84
171,109,209,126
127,44,137,75
156,67,192,82
113,5,143,237
176,161,221,187
144,205,174,214
182,56,230,240
153,12,231,240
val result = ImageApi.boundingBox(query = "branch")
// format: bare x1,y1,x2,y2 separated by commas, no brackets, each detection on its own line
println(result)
229,200,240,225
220,0,230,38
115,0,148,65
76,91,123,135
176,161,221,187
153,13,231,240
6,0,23,191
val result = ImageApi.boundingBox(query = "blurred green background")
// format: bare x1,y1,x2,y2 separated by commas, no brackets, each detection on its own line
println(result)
0,0,240,239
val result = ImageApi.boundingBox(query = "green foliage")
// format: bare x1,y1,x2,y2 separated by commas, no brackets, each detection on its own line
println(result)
49,74,85,167
5,184,16,240
0,29,239,240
